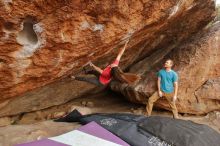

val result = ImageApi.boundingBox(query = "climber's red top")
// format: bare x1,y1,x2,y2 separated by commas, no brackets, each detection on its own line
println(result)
99,60,119,85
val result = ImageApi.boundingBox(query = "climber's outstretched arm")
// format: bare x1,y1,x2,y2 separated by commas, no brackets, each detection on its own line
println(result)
116,40,129,62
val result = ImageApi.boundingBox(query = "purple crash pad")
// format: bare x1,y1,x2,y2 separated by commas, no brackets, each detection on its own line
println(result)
78,121,130,146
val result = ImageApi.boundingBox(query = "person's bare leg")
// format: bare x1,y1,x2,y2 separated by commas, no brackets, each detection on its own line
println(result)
71,62,102,79
71,62,103,80
89,62,103,74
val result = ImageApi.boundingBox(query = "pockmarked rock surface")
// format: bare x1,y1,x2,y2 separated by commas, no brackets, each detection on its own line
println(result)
111,22,220,114
0,0,216,117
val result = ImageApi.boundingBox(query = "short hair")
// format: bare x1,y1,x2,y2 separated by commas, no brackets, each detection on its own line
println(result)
166,59,174,66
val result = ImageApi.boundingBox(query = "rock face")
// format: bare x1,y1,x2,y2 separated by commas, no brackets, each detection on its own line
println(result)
0,121,79,146
0,0,216,117
111,22,220,114
195,78,220,102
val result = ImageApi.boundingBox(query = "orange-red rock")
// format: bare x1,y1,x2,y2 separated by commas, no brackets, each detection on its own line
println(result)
0,0,216,117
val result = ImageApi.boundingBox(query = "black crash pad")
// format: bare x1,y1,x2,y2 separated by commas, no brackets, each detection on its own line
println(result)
55,110,220,146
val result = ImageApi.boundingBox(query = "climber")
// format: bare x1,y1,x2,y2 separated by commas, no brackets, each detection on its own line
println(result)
146,59,179,119
71,40,140,87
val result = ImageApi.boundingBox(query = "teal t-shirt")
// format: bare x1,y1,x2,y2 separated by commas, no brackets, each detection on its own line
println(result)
157,69,178,93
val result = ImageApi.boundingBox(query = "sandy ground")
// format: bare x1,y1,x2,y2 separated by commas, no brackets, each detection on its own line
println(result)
0,91,219,146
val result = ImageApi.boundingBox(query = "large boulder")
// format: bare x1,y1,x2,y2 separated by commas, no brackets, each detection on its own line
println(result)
0,0,216,117
111,22,220,114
